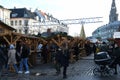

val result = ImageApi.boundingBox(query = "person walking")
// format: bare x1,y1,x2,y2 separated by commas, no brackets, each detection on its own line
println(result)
54,42,70,79
18,41,30,74
54,48,62,75
7,44,18,73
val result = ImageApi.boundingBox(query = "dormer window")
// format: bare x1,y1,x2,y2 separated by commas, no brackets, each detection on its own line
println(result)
12,13,18,17
24,14,28,17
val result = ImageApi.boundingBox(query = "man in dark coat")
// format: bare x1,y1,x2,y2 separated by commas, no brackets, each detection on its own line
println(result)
54,48,62,75
54,42,70,79
73,43,79,61
18,41,30,74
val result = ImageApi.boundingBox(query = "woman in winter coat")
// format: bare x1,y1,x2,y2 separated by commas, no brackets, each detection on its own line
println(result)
7,44,18,73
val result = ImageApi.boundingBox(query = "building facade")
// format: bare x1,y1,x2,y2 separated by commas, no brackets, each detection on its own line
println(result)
92,0,120,41
34,9,69,34
9,8,40,34
0,5,11,25
9,8,68,35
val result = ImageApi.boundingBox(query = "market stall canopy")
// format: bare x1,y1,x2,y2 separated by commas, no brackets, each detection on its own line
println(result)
0,20,16,35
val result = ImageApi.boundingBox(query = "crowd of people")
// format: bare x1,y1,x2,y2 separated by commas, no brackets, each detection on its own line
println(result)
1,37,120,79
0,41,30,78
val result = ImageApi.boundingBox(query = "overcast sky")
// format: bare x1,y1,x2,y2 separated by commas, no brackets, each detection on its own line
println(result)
0,0,120,37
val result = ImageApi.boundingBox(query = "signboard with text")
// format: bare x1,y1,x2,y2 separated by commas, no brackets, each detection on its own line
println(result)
113,32,120,38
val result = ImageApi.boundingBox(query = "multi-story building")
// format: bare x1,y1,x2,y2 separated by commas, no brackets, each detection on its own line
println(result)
0,5,11,25
0,4,68,35
9,8,40,34
9,7,68,35
92,0,120,41
34,9,69,34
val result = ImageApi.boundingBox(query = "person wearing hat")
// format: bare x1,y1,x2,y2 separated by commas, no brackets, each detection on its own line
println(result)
7,44,18,74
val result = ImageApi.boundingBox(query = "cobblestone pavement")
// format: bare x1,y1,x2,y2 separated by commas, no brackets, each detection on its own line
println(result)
1,54,120,80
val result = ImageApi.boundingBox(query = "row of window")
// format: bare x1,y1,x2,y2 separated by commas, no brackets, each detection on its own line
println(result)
11,20,22,26
11,20,28,26
12,13,28,18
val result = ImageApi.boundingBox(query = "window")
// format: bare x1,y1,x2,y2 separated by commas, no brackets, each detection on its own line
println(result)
19,20,22,25
24,20,28,26
15,20,17,26
11,13,18,17
11,20,13,26
24,14,28,17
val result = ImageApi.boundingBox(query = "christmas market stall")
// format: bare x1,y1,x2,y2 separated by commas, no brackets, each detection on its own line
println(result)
0,20,41,66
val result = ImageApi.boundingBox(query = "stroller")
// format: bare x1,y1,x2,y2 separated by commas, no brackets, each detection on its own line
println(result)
93,52,115,76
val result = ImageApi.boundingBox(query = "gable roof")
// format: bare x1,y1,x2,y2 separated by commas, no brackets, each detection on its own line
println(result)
0,20,16,31
9,8,36,19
